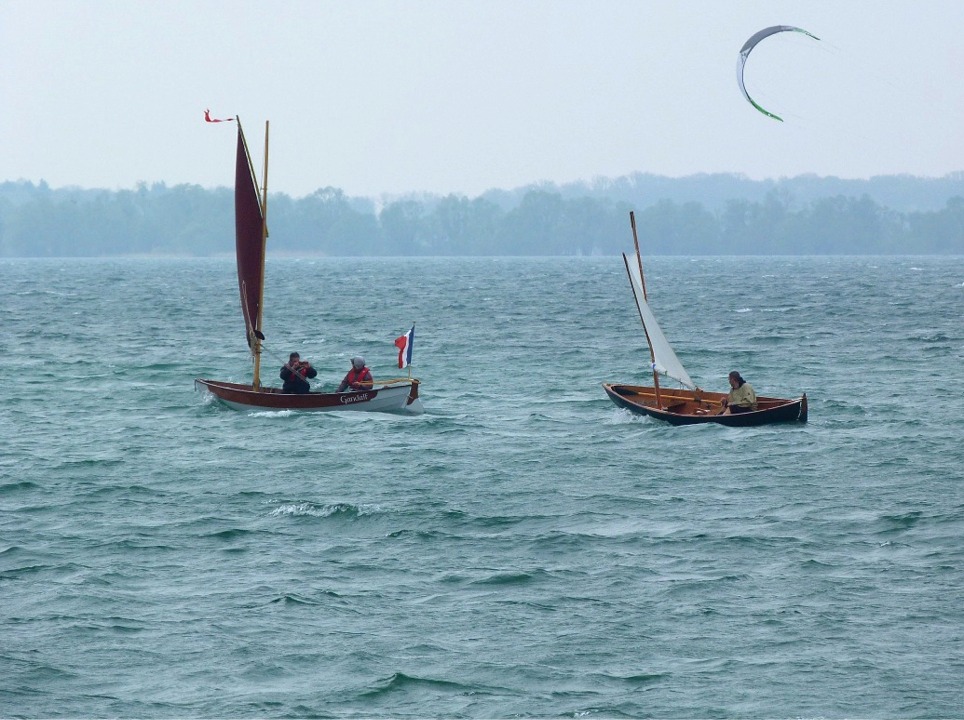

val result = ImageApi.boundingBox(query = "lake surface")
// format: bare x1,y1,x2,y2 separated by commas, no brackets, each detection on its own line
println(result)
2,255,962,718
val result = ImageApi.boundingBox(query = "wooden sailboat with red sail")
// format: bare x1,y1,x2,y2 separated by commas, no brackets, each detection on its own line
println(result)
195,118,423,414
602,212,806,426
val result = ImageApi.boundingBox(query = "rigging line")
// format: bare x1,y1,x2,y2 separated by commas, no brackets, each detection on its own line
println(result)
258,341,411,389
257,343,315,383
750,35,946,157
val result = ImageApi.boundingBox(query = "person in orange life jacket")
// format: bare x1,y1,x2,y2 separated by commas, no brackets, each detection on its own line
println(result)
337,356,373,392
280,351,317,393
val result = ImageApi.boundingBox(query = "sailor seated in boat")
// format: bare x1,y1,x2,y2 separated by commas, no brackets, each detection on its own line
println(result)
337,356,373,393
719,371,757,414
280,352,317,393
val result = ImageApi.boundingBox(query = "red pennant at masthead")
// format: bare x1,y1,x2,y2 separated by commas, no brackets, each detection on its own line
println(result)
204,109,234,123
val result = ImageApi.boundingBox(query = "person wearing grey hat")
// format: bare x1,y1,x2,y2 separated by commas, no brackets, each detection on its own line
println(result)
337,356,373,392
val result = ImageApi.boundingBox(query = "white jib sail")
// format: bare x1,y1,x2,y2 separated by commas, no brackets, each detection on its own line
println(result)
625,253,696,390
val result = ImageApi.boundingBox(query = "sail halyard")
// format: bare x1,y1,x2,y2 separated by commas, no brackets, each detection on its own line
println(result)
233,118,268,389
624,214,696,392
629,211,661,405
252,121,270,390
625,261,696,390
623,253,662,406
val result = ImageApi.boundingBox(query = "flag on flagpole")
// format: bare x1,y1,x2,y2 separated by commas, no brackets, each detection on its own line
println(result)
394,325,415,369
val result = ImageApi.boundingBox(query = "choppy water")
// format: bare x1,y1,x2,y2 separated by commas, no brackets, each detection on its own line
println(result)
2,255,963,718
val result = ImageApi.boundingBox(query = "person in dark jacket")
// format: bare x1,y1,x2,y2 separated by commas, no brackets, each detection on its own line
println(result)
280,352,317,393
337,356,373,392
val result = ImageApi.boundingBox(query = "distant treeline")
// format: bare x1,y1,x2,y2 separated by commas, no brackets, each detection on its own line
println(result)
2,172,963,257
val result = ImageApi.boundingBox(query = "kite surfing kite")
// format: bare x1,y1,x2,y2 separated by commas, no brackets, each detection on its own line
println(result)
736,25,820,122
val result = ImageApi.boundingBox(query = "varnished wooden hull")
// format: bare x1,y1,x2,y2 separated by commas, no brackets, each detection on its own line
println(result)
195,378,424,415
603,383,807,426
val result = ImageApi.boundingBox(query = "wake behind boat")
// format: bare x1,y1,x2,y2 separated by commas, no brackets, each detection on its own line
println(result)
603,212,806,426
194,117,423,415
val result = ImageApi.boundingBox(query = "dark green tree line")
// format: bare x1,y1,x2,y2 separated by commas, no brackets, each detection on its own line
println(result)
1,178,962,257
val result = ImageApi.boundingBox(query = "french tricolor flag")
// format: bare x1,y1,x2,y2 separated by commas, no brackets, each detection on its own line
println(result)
394,325,415,369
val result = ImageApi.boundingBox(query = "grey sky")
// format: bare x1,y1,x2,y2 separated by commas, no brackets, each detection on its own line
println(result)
3,0,962,199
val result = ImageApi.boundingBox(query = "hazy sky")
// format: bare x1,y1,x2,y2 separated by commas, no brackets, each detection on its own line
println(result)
3,0,963,199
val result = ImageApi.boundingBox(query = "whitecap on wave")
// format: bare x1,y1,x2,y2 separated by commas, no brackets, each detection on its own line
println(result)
270,501,383,518
606,408,647,425
248,409,295,418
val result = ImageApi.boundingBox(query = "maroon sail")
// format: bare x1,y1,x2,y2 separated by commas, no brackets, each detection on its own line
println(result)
234,122,265,346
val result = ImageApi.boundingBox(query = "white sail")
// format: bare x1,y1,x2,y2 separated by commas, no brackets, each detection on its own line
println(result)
624,252,696,390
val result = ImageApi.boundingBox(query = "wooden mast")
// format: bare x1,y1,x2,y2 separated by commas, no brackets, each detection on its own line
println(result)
251,120,270,390
629,211,663,408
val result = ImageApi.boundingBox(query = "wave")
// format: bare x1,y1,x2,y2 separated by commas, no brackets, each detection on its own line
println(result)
270,501,384,519
0,479,41,494
199,527,265,541
360,671,478,698
267,592,323,606
468,569,554,586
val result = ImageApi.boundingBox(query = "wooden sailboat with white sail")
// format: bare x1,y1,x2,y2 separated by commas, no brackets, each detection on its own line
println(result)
603,212,806,426
194,118,423,414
